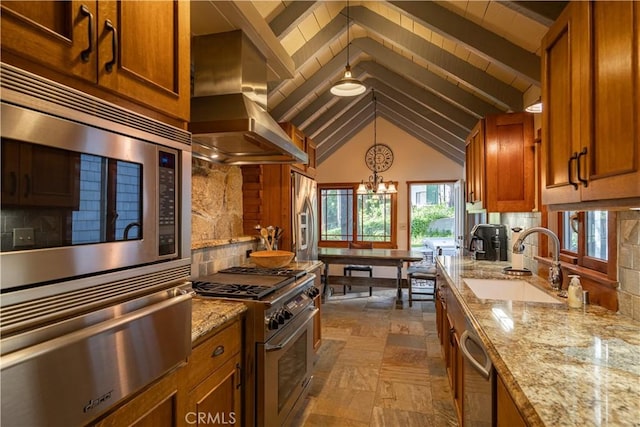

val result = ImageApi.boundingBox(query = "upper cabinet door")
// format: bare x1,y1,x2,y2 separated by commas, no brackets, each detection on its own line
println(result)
580,1,640,202
0,1,97,83
97,1,190,122
1,1,190,123
485,112,535,213
542,1,640,207
540,1,585,206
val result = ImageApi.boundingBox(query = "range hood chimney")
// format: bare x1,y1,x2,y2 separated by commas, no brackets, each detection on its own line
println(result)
190,31,307,165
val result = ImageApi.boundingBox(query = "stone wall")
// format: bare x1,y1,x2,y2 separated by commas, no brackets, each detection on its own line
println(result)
190,159,258,278
191,159,244,243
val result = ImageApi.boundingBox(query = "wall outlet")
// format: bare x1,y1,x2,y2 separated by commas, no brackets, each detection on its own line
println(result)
13,228,35,248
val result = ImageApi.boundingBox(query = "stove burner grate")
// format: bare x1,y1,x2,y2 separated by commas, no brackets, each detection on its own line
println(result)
192,281,276,300
219,266,306,278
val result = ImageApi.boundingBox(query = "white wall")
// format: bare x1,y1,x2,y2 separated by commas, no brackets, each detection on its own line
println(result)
316,117,464,252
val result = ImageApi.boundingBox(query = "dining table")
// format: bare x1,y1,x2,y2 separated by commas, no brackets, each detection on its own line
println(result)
317,247,424,308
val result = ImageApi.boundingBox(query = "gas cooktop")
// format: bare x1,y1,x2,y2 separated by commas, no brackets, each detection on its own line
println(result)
191,270,300,300
219,266,307,278
191,281,279,300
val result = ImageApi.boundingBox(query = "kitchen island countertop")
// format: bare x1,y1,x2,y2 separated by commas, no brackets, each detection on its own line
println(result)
437,255,640,426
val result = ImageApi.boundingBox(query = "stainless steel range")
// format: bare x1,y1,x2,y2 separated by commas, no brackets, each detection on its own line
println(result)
192,266,319,427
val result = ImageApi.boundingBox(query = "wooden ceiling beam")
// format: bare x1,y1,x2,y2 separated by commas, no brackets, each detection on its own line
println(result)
388,1,541,85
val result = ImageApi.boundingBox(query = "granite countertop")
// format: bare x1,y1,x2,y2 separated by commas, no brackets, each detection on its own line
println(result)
191,298,246,344
436,255,640,426
190,260,323,344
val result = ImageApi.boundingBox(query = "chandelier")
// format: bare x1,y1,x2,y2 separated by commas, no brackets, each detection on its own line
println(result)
330,0,366,97
357,89,397,195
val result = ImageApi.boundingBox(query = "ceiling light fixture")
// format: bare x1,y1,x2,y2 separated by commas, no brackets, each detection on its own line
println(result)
330,0,366,97
525,98,542,113
357,89,397,195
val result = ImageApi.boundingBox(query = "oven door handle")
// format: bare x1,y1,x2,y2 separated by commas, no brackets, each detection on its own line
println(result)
265,307,318,352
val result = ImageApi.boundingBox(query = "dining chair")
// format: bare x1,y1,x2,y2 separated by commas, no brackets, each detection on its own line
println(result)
406,248,438,307
343,241,373,296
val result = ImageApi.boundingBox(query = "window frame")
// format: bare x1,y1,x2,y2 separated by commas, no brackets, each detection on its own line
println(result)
549,210,617,281
318,182,398,249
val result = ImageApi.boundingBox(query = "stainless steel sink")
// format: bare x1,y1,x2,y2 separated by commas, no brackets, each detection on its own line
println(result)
463,278,563,304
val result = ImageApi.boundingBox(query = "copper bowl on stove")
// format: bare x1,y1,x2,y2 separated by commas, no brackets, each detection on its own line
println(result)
249,250,295,268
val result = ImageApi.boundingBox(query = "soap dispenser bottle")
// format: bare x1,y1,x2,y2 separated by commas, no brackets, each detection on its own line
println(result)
567,275,583,308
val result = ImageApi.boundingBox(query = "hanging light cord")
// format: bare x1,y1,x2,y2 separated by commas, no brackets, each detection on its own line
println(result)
372,88,378,183
346,0,351,67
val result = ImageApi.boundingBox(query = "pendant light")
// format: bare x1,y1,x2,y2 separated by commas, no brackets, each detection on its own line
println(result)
330,0,366,97
357,89,397,195
525,97,542,113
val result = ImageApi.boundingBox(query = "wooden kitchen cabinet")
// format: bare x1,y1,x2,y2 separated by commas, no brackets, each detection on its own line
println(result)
0,0,190,124
465,113,535,213
279,122,317,178
496,374,527,427
436,275,465,424
541,1,640,207
92,365,186,427
310,265,323,351
465,120,485,211
1,140,80,209
186,319,243,427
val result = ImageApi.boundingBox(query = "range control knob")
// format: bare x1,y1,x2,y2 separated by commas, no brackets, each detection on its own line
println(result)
267,317,279,330
276,311,285,324
306,287,319,298
282,309,293,320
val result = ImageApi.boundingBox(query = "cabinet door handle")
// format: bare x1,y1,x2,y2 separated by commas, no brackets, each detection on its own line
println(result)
235,362,242,389
469,191,474,203
576,147,588,187
104,19,118,72
79,5,93,62
23,174,30,198
449,327,456,346
8,172,17,196
211,345,225,357
568,152,579,189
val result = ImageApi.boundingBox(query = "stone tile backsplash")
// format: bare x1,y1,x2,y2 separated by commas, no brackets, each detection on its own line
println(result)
498,210,640,321
617,210,640,320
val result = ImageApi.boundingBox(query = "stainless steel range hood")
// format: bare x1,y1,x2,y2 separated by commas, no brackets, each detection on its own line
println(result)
190,31,307,165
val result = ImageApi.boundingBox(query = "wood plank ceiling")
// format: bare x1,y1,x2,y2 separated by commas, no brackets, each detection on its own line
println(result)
190,1,567,165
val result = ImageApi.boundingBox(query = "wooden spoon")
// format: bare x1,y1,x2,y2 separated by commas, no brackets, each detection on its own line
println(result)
260,228,271,250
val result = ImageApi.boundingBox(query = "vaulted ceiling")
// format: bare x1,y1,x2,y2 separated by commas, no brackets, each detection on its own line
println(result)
190,1,567,165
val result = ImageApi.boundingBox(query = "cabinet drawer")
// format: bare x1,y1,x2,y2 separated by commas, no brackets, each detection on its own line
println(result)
188,320,241,390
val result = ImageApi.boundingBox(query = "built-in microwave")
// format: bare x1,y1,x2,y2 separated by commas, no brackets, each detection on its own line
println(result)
0,63,192,295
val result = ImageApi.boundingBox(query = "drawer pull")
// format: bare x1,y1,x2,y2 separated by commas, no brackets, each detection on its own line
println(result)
211,345,225,357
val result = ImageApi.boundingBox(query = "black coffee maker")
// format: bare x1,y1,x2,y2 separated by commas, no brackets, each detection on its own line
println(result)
469,224,508,261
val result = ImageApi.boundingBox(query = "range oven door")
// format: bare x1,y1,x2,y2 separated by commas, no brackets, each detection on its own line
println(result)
258,305,317,427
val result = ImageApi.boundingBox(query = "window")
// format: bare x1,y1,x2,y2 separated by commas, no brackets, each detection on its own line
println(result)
319,183,397,248
557,210,612,275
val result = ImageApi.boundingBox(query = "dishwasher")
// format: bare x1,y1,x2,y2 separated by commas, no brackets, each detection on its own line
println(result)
460,323,494,426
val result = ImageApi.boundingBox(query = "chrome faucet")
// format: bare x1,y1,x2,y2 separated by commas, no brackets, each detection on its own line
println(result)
512,227,563,292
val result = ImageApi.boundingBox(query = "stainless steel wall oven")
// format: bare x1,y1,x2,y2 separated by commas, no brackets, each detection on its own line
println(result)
0,63,193,426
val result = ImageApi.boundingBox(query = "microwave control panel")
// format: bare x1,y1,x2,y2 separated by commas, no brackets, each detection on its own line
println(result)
158,150,177,256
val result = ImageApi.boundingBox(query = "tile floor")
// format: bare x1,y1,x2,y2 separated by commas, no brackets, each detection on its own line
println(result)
290,287,459,427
